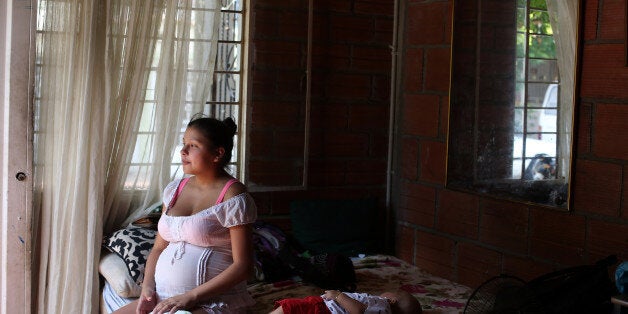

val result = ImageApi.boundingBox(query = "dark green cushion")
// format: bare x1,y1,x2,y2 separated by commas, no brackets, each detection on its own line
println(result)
289,198,378,257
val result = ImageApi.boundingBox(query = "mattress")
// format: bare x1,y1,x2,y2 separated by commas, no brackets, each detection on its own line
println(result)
246,254,472,313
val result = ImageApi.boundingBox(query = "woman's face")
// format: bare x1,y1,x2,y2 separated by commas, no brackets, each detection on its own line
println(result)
180,127,221,174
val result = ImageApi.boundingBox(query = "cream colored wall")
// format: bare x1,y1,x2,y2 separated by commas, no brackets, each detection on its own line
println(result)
0,0,35,313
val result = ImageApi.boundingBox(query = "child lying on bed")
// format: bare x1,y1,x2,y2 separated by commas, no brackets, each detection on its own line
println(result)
269,289,422,314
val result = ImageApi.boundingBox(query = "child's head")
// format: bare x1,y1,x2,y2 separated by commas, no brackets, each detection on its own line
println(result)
186,115,237,169
380,290,422,314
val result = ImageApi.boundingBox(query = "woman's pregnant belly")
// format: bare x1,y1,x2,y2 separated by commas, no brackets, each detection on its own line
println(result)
154,242,233,299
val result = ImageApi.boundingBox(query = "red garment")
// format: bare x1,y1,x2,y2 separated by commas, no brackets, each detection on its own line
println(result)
274,296,332,314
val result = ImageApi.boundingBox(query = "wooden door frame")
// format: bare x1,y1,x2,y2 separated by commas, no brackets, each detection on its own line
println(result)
0,0,35,313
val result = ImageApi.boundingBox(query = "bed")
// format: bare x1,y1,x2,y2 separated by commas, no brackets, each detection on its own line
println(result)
101,252,471,313
245,254,471,313
99,199,472,313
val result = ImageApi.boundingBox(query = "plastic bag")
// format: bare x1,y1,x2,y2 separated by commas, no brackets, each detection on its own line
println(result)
615,261,628,294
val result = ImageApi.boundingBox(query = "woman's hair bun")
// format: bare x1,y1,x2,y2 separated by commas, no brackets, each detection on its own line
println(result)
223,117,237,136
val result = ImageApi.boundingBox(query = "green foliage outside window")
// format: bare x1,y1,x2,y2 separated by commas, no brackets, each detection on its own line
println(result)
516,0,556,59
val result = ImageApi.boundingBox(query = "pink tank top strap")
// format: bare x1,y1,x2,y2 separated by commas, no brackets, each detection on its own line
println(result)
169,177,191,208
216,178,239,204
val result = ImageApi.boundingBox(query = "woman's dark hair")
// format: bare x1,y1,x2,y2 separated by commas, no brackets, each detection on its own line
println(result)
187,114,237,168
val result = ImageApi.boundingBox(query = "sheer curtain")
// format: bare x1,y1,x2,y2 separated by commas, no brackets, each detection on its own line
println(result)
34,0,220,312
546,0,578,180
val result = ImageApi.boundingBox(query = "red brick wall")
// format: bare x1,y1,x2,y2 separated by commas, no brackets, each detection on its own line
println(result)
249,1,395,238
397,0,628,290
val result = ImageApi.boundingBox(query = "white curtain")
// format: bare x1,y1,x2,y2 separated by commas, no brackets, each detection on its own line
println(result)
546,0,578,180
34,0,221,312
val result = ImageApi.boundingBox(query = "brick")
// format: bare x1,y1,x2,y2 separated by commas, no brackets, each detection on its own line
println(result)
307,170,345,187
311,13,330,43
276,73,307,99
346,159,387,174
255,0,303,9
251,100,302,128
248,160,304,186
529,208,586,265
310,102,349,130
309,159,346,174
479,199,529,254
402,94,440,137
308,129,324,158
310,72,327,97
370,134,389,157
346,159,387,185
502,255,554,282
440,95,449,137
588,219,628,261
330,15,375,43
576,103,592,155
263,190,309,216
314,0,352,13
437,189,479,239
425,47,452,93
372,75,391,101
404,48,423,92
599,0,625,40
457,243,502,288
419,140,446,184
352,46,392,73
253,9,280,38
580,44,628,99
312,44,352,70
322,132,371,158
250,193,272,215
583,0,599,40
374,17,395,44
355,0,394,16
248,130,273,157
346,169,386,186
573,159,622,216
398,181,437,228
251,69,277,97
254,40,303,69
401,138,419,180
624,166,628,219
444,2,453,44
406,2,450,45
415,231,456,280
326,73,373,100
279,11,309,39
274,131,308,158
396,224,415,264
593,103,628,160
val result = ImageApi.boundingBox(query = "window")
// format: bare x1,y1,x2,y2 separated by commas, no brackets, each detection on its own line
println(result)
512,0,559,180
35,1,248,190
448,0,579,209
125,1,248,188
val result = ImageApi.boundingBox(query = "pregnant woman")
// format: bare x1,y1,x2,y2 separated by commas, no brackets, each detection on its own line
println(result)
114,115,257,314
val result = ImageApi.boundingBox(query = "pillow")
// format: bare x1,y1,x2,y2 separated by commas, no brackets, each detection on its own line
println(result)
289,198,379,257
99,252,142,298
102,227,157,285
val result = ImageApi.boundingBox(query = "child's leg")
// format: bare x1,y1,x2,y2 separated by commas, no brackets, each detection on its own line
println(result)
111,300,139,314
269,306,284,314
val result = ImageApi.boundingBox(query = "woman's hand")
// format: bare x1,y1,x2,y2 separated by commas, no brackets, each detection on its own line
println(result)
151,292,197,314
136,286,157,314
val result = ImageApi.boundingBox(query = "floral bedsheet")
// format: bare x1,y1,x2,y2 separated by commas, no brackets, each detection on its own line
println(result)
246,254,471,313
